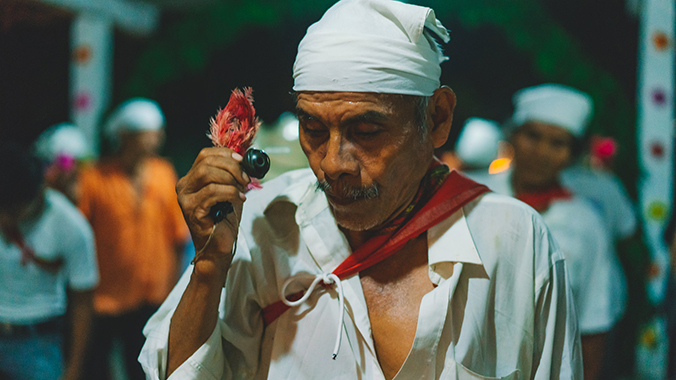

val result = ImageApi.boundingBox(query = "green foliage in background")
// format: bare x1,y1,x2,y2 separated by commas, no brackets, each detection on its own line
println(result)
124,0,637,195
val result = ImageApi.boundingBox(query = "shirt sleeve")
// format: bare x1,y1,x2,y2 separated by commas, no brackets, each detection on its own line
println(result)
549,203,624,335
139,234,265,380
532,223,584,380
139,268,227,380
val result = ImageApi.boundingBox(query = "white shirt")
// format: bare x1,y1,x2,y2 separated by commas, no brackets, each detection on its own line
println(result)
561,166,637,240
140,168,582,380
467,170,626,334
0,189,99,324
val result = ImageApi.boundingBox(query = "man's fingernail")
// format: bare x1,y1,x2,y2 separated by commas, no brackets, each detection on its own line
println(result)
239,192,247,201
232,152,243,161
242,172,250,182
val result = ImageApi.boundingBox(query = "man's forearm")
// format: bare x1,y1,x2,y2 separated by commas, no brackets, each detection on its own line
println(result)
167,256,230,377
65,289,94,380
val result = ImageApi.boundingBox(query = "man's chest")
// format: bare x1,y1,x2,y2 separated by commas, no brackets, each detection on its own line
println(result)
358,234,436,379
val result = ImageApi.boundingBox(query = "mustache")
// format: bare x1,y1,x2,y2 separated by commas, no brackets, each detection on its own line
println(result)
316,180,379,201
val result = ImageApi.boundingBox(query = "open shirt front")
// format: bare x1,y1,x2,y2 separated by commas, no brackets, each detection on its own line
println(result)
140,168,581,380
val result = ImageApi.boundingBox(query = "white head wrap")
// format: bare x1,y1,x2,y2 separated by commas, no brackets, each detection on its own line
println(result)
293,0,450,96
454,118,503,168
512,84,593,137
34,123,92,162
105,98,165,139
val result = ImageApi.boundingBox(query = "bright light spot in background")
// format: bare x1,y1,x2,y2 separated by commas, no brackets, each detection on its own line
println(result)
488,158,511,174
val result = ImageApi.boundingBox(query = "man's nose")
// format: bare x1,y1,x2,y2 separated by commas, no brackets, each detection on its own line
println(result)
320,133,359,180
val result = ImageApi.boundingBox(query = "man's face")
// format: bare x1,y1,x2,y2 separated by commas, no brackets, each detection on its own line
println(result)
511,120,574,189
296,91,434,231
119,129,164,159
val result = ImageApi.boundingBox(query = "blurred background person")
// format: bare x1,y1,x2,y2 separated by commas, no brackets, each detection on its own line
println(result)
33,122,93,205
78,98,189,380
0,141,98,380
441,117,510,174
561,138,638,245
468,84,627,380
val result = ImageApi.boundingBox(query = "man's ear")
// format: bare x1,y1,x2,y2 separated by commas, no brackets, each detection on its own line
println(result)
429,86,456,149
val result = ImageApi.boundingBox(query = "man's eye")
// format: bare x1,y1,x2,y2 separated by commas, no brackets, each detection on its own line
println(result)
301,124,327,137
353,124,382,139
355,130,381,138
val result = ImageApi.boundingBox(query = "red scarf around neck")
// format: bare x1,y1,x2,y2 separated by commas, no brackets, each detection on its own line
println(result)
261,168,490,325
515,185,572,213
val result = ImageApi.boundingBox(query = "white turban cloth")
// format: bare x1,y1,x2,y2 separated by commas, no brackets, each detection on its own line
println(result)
455,118,503,168
34,123,92,162
293,0,450,96
512,84,593,138
105,98,165,139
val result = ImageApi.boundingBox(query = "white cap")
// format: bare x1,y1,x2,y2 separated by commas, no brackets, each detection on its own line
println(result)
34,123,92,161
512,84,593,137
105,98,165,139
454,118,503,168
293,0,450,96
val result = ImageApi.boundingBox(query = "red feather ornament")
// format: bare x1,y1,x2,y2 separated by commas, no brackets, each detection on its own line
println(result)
207,87,263,189
207,87,261,155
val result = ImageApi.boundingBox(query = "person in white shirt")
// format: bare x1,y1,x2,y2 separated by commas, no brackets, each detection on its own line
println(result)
467,84,625,380
0,141,99,380
139,1,582,379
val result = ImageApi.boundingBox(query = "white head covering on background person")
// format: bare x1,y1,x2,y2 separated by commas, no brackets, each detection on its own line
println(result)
293,0,450,96
454,118,503,169
34,123,92,162
105,98,165,144
512,84,593,137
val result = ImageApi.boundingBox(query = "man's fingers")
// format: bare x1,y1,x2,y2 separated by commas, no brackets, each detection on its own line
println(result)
191,183,246,221
183,148,251,191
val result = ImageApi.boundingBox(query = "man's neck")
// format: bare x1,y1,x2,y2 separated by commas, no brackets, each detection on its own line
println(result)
117,151,146,178
511,174,560,195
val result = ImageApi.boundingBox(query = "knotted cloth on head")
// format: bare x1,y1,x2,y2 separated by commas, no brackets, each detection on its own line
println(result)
34,123,92,162
455,118,503,168
105,98,165,140
293,0,450,96
512,84,593,138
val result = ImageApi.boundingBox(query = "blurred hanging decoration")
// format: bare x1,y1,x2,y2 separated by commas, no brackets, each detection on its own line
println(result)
634,0,674,378
653,31,670,51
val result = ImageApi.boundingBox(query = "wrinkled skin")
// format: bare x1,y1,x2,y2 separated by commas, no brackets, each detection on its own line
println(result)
296,92,433,233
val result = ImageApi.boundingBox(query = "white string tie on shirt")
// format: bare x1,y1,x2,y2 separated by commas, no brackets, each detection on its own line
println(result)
280,272,345,359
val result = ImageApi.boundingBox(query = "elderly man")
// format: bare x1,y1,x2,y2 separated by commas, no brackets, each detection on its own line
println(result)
468,84,625,380
79,98,189,380
140,1,581,379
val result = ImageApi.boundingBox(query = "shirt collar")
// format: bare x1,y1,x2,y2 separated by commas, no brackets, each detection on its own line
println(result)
427,207,485,283
285,170,485,276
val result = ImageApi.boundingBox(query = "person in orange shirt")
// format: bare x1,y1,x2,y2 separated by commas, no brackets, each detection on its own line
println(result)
78,98,189,380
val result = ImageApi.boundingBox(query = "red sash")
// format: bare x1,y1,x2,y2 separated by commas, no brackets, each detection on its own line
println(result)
261,170,490,325
1,225,63,273
515,186,572,213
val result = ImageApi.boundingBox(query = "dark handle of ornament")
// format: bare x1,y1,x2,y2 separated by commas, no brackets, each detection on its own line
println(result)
209,148,270,223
